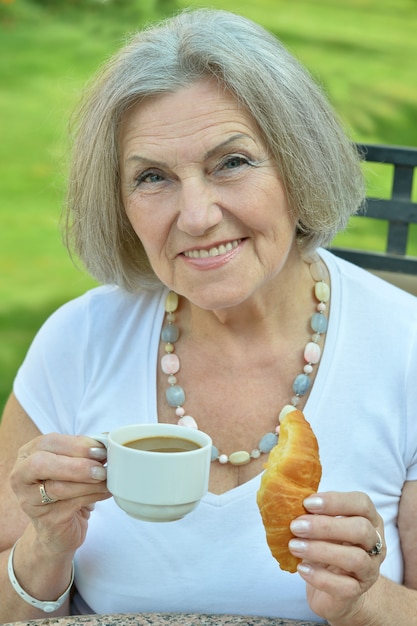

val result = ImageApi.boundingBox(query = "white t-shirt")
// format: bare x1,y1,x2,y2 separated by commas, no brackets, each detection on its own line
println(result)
13,250,417,622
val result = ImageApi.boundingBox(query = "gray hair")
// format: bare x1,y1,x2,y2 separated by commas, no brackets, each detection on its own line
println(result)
65,8,365,292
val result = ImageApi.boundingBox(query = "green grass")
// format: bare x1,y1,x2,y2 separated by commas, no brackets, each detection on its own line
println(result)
1,0,417,412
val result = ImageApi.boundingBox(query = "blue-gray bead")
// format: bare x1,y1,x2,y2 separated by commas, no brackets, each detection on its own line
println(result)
166,385,185,407
311,312,328,334
211,445,219,461
293,373,311,396
161,324,179,343
259,432,278,453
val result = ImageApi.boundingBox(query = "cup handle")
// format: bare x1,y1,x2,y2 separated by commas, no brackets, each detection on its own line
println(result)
89,433,109,448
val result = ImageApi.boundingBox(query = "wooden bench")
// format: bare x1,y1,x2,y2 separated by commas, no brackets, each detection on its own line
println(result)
330,143,417,295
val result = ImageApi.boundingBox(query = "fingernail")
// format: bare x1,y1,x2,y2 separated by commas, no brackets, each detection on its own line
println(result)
289,539,308,552
303,495,324,510
290,519,311,533
90,465,107,481
89,447,107,461
297,563,312,575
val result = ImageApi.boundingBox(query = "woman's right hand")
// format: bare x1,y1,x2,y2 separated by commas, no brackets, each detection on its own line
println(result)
10,433,111,557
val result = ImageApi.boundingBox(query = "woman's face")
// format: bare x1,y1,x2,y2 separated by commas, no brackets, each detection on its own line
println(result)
120,78,298,310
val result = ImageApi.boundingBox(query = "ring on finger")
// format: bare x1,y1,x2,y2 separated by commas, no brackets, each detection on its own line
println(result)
367,529,383,556
39,480,58,505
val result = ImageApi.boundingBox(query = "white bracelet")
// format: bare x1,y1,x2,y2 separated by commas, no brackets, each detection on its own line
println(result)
7,540,74,613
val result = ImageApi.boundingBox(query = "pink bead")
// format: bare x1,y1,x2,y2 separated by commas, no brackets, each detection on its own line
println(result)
178,415,198,429
304,341,321,364
161,353,180,374
317,302,326,312
175,407,185,417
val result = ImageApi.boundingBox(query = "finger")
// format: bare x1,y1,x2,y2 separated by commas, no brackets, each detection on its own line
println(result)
297,560,367,604
34,486,112,512
303,491,381,527
289,537,381,581
34,472,109,507
18,433,106,461
15,448,107,486
290,514,384,555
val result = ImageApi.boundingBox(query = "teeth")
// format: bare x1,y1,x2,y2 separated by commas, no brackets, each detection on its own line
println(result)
184,239,241,259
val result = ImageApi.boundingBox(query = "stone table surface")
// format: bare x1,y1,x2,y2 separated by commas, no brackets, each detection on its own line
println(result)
5,613,325,626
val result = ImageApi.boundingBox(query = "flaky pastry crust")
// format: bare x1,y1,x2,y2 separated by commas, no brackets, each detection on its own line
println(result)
257,409,322,573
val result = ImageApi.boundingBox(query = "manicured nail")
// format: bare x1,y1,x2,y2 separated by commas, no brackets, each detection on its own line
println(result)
303,495,324,510
90,465,107,481
289,539,308,552
89,447,107,461
290,519,311,533
297,563,312,575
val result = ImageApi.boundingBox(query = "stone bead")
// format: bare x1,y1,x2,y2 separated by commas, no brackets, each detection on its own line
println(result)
161,323,179,343
211,445,219,462
178,415,198,429
259,432,278,453
315,281,330,303
161,353,180,375
166,385,185,407
309,260,327,281
164,342,174,353
165,291,179,313
229,451,251,466
219,454,229,464
175,407,185,417
311,312,328,334
304,364,313,374
251,449,261,459
304,341,321,364
304,251,322,265
167,375,177,385
291,395,301,406
293,373,311,396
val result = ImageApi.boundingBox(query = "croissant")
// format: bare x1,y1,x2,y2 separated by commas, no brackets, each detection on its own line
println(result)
257,408,322,573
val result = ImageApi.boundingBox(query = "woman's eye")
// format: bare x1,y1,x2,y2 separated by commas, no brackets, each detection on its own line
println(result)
221,155,250,170
135,170,165,186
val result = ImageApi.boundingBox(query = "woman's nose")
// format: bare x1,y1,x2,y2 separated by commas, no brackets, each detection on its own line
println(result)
176,178,223,236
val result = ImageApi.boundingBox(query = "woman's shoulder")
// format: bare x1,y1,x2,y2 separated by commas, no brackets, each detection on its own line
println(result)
46,284,164,324
33,284,167,347
321,248,417,308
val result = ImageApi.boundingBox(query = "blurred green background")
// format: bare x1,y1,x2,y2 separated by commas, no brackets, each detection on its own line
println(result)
1,0,417,412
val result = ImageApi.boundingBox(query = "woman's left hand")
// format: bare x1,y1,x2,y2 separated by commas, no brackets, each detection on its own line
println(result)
288,491,385,624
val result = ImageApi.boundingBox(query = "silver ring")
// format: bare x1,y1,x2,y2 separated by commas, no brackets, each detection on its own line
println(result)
39,481,57,505
368,529,383,556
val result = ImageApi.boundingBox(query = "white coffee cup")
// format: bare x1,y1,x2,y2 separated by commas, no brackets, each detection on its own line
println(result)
92,423,212,522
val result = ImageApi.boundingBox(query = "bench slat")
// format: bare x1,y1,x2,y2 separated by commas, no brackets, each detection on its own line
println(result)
330,247,417,274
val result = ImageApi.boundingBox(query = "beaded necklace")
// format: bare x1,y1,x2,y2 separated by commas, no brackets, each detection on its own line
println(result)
160,252,330,466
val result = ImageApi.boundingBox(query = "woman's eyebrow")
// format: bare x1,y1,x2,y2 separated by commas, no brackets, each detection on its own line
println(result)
125,133,254,168
205,133,254,159
125,155,169,168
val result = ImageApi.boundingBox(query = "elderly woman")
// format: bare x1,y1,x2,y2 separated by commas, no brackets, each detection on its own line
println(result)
0,8,416,625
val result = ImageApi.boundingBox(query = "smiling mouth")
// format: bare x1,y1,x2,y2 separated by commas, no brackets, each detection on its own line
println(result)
183,239,242,259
